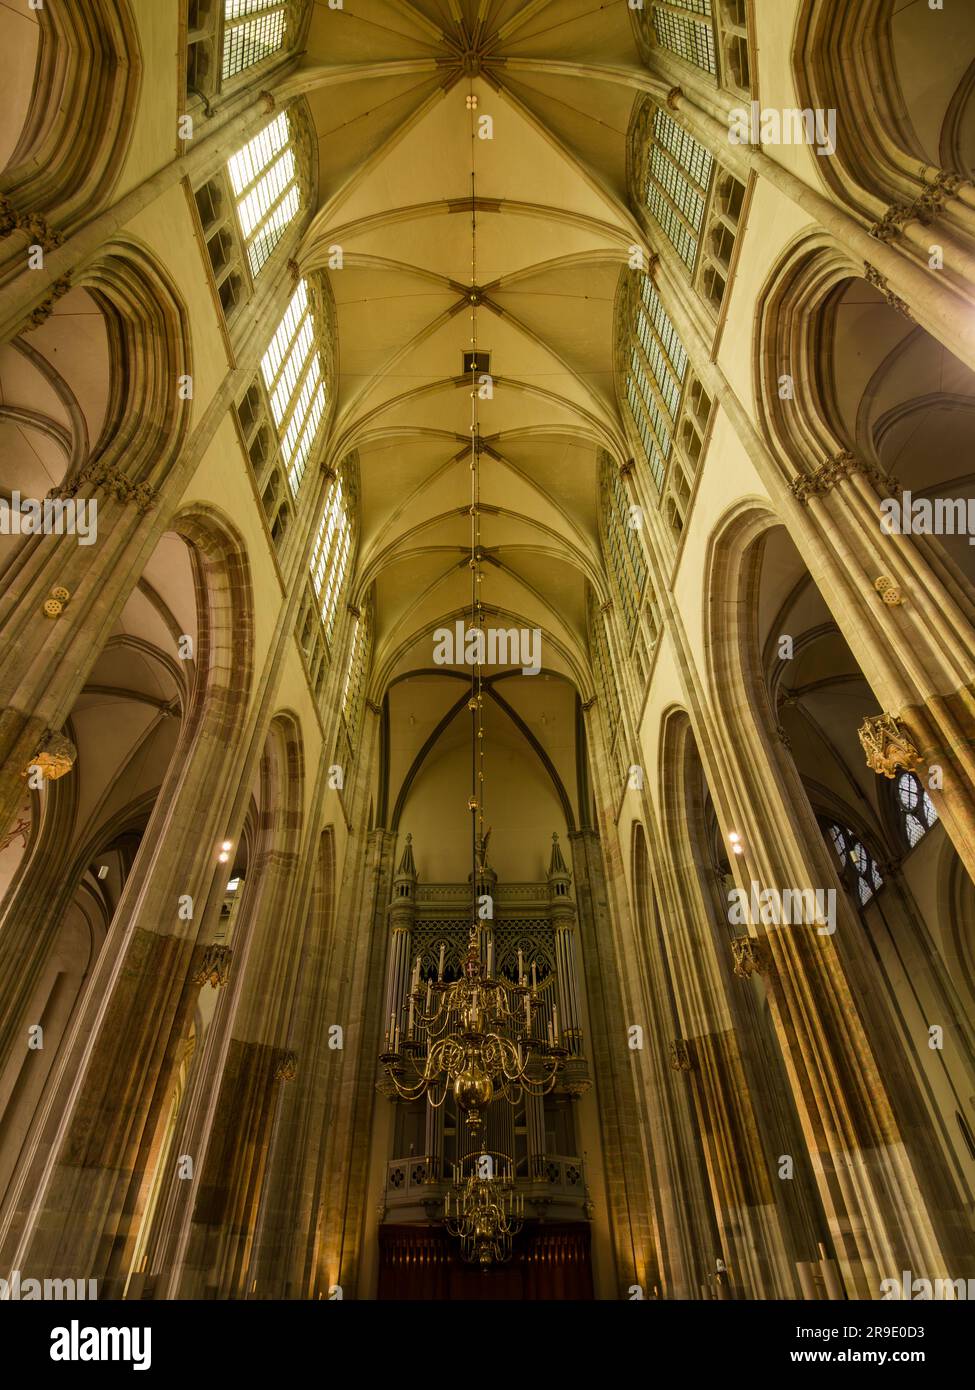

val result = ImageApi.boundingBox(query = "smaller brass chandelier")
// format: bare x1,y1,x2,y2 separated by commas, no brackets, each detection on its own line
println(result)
380,927,567,1132
444,1154,524,1266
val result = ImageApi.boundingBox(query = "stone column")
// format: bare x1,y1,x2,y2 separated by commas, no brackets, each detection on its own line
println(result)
706,690,975,1296
654,744,800,1300
790,458,975,884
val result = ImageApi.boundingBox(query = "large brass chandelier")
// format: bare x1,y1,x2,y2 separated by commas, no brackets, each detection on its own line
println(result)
444,1155,525,1266
379,929,567,1132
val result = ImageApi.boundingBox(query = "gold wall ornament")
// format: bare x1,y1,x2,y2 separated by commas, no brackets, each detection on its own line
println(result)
874,576,903,605
42,585,71,618
22,730,77,781
863,263,914,321
858,712,921,779
274,1050,298,1082
790,450,899,504
731,935,767,979
669,1038,692,1072
193,944,232,989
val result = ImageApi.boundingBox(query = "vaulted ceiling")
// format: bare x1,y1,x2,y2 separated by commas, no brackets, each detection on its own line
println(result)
295,0,652,698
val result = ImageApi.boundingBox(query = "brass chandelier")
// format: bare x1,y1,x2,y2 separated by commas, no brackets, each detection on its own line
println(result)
444,1154,525,1266
379,928,567,1132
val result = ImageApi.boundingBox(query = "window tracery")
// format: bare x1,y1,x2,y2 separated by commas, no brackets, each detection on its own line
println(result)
895,771,939,849
825,822,884,906
616,272,714,541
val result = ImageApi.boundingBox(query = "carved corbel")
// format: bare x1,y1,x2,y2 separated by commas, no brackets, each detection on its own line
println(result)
48,461,155,512
731,935,768,979
857,712,921,779
193,944,232,989
21,730,76,781
0,196,64,250
274,1049,298,1082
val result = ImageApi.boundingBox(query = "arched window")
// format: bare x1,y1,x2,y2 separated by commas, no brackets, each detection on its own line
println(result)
633,2,751,98
625,274,686,492
825,822,884,906
342,598,372,740
310,472,353,640
600,456,646,639
228,111,304,276
261,277,329,496
194,104,313,326
599,454,660,673
895,771,939,849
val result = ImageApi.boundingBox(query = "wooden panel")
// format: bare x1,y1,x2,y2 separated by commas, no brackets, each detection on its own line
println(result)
377,1222,594,1300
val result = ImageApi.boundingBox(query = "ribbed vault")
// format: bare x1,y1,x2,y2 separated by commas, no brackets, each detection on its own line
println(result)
294,0,654,695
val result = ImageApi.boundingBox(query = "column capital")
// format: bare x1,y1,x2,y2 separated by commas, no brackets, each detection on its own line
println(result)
869,171,967,242
48,458,155,511
790,449,899,505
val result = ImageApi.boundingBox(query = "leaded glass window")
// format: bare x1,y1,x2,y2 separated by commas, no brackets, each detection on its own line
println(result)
652,2,717,76
311,474,353,640
827,823,884,906
261,279,328,496
624,276,690,496
342,602,371,737
222,0,289,81
228,111,303,276
896,771,939,848
644,109,714,271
